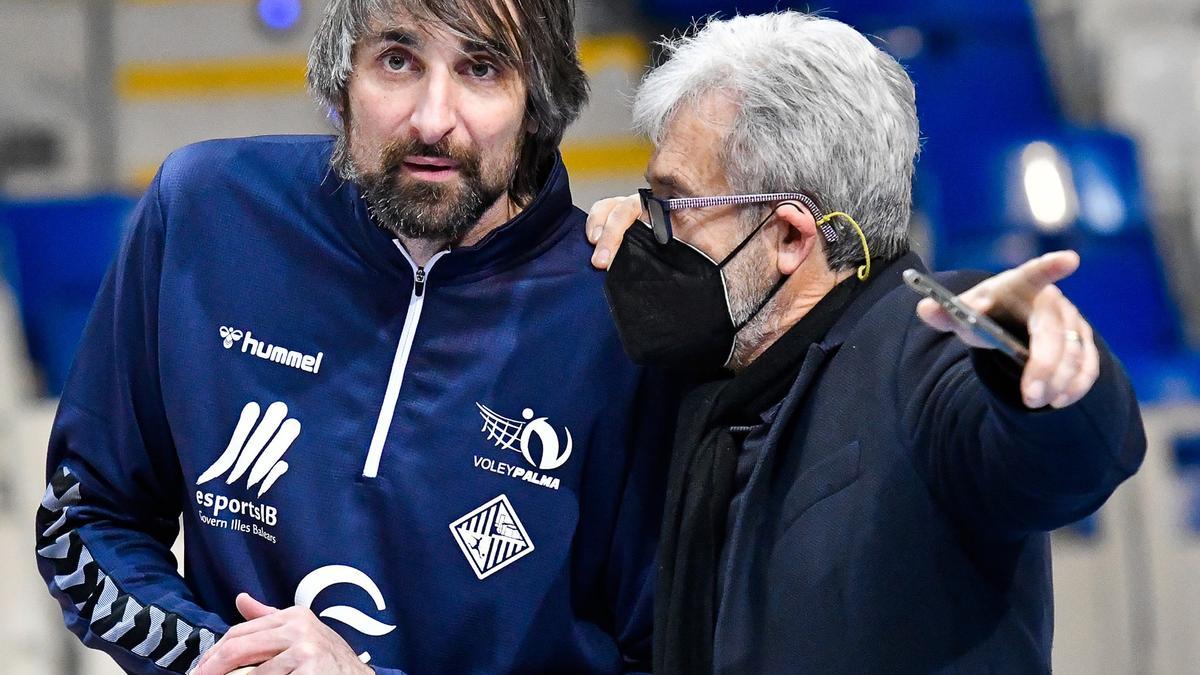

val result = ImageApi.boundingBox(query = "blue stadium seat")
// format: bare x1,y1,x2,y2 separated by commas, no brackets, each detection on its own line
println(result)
842,0,1200,401
995,129,1200,401
638,0,778,21
0,195,134,396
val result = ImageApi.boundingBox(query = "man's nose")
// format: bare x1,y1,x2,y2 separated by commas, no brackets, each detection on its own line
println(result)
409,70,458,146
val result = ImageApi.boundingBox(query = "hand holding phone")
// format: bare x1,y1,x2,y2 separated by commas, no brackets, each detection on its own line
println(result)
904,252,1101,409
903,268,1030,366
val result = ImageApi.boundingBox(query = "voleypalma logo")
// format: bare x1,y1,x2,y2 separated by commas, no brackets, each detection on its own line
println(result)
193,401,300,544
474,403,573,491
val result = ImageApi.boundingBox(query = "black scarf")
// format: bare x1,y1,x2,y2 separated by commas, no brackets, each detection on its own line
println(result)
654,274,863,674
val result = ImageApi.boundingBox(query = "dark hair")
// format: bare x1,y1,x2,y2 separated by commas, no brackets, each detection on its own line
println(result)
307,0,589,202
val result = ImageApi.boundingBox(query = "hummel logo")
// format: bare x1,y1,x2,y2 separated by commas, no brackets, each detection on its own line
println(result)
197,401,300,497
218,325,324,375
219,326,244,349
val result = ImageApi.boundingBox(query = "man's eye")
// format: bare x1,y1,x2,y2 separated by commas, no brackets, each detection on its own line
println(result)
384,54,411,71
468,62,497,78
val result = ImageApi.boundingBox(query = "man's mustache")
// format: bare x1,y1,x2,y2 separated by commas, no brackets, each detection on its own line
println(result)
379,139,481,178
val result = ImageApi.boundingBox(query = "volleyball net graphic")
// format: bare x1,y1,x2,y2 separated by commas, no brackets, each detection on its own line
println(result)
476,403,526,454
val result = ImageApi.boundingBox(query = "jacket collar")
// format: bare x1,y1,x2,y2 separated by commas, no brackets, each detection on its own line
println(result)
749,250,928,427
820,250,928,349
432,154,575,282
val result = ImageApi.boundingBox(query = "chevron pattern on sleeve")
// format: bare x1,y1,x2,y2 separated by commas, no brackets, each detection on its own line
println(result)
36,465,219,673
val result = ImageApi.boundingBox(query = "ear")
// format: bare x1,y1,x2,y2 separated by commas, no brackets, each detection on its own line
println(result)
525,117,541,134
771,202,819,276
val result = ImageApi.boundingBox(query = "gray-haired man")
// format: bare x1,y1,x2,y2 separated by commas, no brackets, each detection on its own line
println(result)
589,12,1144,673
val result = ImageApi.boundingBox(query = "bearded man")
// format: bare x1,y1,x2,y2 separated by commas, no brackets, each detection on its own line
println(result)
35,1,673,673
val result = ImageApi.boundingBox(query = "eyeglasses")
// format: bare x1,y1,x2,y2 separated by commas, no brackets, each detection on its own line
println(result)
638,188,834,245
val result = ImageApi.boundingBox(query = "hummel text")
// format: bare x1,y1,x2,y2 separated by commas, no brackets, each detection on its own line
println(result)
219,326,323,375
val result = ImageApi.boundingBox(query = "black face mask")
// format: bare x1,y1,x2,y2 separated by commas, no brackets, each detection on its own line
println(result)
604,211,785,371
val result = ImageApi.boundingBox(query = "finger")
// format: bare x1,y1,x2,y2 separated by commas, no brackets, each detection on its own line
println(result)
1021,290,1066,408
237,593,280,621
276,642,321,672
915,298,981,341
915,295,997,350
591,195,642,269
955,252,1079,328
1053,322,1099,408
200,628,292,675
211,615,283,645
200,635,281,675
586,194,639,244
198,615,285,671
586,197,622,244
1045,306,1086,406
915,298,954,332
248,655,295,675
289,663,332,675
1013,250,1080,293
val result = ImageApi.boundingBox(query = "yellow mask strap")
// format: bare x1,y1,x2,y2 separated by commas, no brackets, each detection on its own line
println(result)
815,211,872,280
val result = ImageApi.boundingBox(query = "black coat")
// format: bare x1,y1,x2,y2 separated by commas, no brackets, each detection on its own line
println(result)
706,252,1146,673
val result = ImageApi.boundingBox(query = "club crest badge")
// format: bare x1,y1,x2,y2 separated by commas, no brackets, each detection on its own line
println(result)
449,495,535,580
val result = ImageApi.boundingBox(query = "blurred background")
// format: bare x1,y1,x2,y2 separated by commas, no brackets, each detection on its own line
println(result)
1,0,1199,672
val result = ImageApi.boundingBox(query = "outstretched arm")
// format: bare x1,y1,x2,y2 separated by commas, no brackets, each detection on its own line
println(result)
904,252,1145,537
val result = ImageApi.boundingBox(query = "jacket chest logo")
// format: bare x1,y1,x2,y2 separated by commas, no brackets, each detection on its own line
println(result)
472,402,573,490
192,400,299,545
219,325,324,375
449,494,535,580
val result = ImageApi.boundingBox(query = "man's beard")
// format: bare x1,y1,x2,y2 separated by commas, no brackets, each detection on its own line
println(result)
353,136,517,244
724,226,781,369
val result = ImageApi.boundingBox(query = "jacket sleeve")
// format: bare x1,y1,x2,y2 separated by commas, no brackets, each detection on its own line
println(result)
899,309,1147,539
605,369,678,673
34,168,229,674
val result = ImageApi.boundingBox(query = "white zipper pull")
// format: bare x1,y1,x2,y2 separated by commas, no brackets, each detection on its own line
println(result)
414,266,427,297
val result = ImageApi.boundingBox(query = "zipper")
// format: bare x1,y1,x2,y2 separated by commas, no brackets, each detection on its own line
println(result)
413,266,426,297
362,243,447,478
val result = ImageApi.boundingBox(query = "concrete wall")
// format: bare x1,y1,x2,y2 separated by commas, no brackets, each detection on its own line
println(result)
0,1,94,196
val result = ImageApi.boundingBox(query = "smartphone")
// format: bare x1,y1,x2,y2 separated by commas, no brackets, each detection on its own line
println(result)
902,268,1029,366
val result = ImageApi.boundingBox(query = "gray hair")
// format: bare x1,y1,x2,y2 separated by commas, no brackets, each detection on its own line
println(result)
307,0,588,202
633,12,919,270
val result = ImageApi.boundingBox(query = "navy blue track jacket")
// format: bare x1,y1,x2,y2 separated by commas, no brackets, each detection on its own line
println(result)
35,135,674,674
